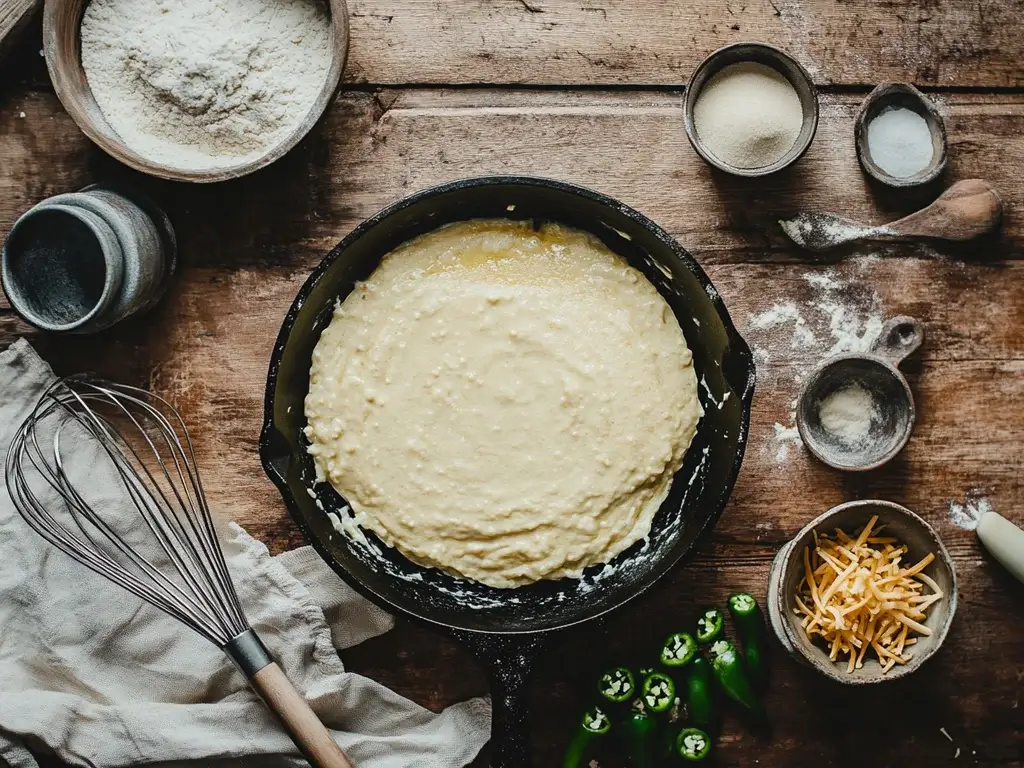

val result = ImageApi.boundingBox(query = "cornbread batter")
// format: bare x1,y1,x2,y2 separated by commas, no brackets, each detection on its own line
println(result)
304,220,702,588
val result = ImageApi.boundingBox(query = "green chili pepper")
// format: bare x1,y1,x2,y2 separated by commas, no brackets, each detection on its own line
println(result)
711,645,764,718
561,705,611,768
622,708,659,768
685,655,718,734
640,671,676,715
597,666,635,707
728,593,769,688
676,727,712,761
708,638,733,660
695,607,724,645
660,632,698,671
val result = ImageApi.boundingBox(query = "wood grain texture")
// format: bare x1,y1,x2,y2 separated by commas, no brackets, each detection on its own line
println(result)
2,30,1023,768
338,0,1024,88
250,662,355,768
0,0,38,61
2,88,1024,266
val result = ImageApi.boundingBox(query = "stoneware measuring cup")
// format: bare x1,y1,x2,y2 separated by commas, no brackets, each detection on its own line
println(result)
1,185,176,333
796,316,923,471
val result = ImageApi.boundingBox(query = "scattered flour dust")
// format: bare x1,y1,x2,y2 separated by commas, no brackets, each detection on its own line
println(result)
748,269,886,463
773,423,802,463
947,495,993,531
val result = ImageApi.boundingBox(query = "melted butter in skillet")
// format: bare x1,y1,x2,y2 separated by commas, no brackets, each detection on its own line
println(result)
304,219,702,588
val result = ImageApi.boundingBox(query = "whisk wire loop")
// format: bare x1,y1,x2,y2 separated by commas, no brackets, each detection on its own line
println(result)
5,377,250,646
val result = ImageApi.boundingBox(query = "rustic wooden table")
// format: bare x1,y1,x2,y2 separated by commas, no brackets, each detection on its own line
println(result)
2,3,1023,766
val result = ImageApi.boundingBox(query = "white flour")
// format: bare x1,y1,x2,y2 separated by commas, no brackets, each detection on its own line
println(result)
817,382,878,447
81,0,332,171
947,496,993,531
749,270,886,462
773,422,802,463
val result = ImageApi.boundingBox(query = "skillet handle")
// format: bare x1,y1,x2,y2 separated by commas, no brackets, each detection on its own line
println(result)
451,630,548,768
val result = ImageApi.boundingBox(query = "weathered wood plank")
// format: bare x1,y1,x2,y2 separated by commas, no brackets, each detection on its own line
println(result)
345,0,1024,89
1,88,1023,270
0,0,38,63
3,1,1024,89
5,255,1023,563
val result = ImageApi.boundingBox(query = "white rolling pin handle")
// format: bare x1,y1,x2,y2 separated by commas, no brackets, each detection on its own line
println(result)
976,511,1024,585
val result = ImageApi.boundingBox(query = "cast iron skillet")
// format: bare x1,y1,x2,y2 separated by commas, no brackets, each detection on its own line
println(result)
260,176,755,767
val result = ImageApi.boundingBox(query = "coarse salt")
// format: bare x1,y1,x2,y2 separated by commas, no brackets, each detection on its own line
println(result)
867,106,934,179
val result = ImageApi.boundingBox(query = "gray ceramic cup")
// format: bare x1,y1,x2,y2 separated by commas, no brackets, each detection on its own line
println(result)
1,203,126,333
1,186,176,334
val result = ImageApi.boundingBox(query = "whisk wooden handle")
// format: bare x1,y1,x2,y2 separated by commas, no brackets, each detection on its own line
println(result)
251,662,355,768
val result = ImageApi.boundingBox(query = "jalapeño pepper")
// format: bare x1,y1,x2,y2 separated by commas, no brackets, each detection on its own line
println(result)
685,655,718,734
695,607,724,645
622,707,659,768
597,667,636,708
711,643,764,718
676,727,712,761
640,671,676,716
728,593,769,688
660,632,698,671
561,705,611,768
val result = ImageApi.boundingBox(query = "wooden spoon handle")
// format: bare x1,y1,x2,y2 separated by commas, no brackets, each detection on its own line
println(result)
886,179,1002,240
251,662,355,768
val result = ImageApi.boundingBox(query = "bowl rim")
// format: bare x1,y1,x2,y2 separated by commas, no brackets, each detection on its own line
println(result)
772,498,958,683
1,202,124,332
258,174,758,636
42,0,350,183
683,41,820,177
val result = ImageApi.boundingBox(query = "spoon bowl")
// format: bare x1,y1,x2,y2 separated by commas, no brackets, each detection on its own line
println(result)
780,179,1003,251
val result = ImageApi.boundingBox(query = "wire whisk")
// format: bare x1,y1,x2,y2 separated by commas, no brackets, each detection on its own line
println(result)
5,377,353,768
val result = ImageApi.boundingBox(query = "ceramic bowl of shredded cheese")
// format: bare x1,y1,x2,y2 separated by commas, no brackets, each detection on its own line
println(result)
767,499,957,684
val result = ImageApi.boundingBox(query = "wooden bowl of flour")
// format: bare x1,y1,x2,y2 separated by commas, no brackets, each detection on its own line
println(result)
43,0,349,183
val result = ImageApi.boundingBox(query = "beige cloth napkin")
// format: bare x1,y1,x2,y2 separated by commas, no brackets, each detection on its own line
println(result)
0,339,491,768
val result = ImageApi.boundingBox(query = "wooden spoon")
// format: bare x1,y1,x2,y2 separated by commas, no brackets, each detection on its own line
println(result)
780,179,1003,251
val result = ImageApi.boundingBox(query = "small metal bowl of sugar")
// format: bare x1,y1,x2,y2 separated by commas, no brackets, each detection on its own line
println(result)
855,82,948,189
797,316,924,471
684,42,819,177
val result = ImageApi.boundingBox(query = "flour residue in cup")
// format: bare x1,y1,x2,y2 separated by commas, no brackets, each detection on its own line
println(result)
817,382,879,448
80,0,333,171
747,269,887,464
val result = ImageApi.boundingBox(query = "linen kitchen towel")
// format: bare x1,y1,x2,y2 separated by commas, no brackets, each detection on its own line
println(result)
0,339,491,768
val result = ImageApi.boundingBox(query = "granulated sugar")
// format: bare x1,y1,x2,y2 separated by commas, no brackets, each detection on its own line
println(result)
693,62,803,169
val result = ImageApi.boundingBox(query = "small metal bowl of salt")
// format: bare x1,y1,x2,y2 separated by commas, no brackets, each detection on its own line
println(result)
855,82,947,189
797,316,923,471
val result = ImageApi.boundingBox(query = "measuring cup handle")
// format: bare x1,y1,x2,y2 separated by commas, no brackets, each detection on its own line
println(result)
869,316,924,366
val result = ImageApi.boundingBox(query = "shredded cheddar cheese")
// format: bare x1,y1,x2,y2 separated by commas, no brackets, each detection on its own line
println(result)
794,515,943,674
